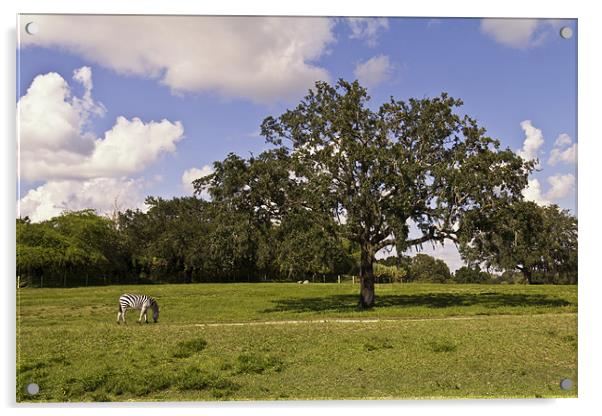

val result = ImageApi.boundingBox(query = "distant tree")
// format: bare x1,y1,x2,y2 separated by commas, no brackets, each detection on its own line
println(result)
17,210,124,286
376,255,413,280
275,209,352,280
194,149,297,279
374,262,406,282
119,196,262,283
499,270,526,285
453,266,491,284
199,79,532,307
407,253,452,283
204,203,264,281
378,256,400,268
460,201,577,284
17,218,65,287
541,205,578,284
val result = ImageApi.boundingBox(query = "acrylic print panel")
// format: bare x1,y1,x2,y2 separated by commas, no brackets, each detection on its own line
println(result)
16,14,577,402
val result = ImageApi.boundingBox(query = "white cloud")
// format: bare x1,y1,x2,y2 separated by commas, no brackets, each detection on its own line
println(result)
548,144,577,166
72,66,92,92
353,55,393,88
346,17,389,47
18,71,95,160
18,177,147,223
72,66,106,119
85,117,184,178
548,133,577,166
17,68,184,222
522,178,550,206
181,165,214,195
546,173,575,201
517,120,544,163
21,15,335,104
522,174,575,206
18,70,184,181
554,133,572,147
480,18,562,49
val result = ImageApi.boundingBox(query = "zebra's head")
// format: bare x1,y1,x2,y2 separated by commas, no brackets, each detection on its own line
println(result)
152,301,160,323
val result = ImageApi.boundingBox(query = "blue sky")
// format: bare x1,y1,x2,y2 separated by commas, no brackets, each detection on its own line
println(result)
16,16,577,269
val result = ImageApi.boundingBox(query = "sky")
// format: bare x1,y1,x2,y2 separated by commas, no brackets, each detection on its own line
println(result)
16,15,577,270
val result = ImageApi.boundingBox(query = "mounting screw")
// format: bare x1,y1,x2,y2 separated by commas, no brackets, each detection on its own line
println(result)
559,27,573,40
25,383,40,395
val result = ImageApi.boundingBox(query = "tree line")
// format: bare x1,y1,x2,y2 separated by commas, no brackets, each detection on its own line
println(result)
16,196,576,288
16,80,577,299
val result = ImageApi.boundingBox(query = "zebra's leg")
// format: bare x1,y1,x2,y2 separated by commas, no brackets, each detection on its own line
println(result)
117,310,121,324
138,307,147,324
122,308,127,325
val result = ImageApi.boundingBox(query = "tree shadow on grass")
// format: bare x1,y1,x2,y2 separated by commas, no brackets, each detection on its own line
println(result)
261,292,573,314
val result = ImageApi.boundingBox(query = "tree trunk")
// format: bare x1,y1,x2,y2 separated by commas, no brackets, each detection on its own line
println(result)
522,268,533,284
358,245,375,308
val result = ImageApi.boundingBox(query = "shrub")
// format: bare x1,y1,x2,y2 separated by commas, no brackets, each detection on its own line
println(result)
173,337,207,358
429,340,457,353
363,336,394,352
234,353,284,374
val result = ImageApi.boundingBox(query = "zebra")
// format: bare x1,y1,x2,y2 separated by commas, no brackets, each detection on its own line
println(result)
117,294,160,324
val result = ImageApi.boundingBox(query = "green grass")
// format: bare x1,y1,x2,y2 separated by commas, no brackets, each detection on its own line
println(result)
16,283,577,401
172,338,208,358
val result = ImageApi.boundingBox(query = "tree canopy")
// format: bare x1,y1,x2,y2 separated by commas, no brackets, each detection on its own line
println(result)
406,253,452,283
227,79,533,306
17,210,127,287
459,201,578,284
453,266,492,284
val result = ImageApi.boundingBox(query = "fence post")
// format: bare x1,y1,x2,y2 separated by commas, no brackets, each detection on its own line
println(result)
352,276,355,285
338,275,341,284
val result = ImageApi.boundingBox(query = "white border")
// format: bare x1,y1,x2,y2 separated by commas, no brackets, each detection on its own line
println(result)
3,1,600,415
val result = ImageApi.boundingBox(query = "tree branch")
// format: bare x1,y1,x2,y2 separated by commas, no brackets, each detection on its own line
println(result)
375,238,396,251
406,228,438,247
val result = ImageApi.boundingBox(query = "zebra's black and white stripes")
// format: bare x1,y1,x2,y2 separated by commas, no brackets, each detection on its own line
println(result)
117,294,160,324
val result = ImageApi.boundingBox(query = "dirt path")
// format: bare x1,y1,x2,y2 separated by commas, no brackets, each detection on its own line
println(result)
193,312,576,328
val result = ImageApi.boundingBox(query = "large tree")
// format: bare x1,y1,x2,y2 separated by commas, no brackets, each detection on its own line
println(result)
256,80,532,307
459,201,577,284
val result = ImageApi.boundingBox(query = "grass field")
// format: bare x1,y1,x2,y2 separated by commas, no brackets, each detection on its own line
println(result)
16,283,577,402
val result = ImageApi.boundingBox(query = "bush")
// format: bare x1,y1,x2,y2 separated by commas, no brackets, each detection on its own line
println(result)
234,353,284,374
363,336,394,352
429,340,457,353
173,338,207,358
